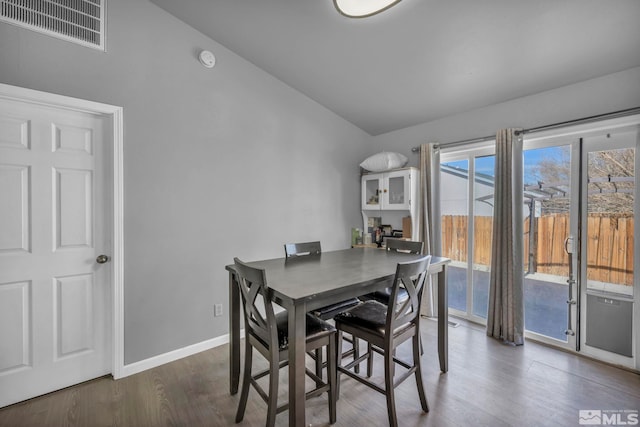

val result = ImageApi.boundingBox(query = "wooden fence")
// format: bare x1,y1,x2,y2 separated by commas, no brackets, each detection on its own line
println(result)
441,214,634,286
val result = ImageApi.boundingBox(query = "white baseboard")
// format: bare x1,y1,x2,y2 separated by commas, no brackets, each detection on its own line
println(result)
117,331,242,379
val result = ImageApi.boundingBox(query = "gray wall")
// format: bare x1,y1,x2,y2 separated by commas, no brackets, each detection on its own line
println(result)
0,0,370,364
371,67,640,163
2,0,639,367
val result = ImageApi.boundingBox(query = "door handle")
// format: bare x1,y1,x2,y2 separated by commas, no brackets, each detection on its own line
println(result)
563,236,573,254
96,254,110,264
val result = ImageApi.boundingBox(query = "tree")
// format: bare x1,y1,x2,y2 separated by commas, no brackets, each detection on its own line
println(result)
527,146,634,215
586,148,634,215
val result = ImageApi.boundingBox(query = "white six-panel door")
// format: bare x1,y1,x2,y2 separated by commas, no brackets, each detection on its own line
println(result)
0,97,111,408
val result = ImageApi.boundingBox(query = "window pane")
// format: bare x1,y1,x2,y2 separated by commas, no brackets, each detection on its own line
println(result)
441,160,468,312
522,145,572,341
586,147,634,297
472,155,494,319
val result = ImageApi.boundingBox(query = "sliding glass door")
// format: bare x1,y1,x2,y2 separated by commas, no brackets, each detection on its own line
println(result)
524,122,638,367
440,145,494,323
521,138,579,350
438,115,639,369
580,129,637,367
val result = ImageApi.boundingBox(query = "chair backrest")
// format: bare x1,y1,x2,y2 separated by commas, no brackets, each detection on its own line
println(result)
386,238,423,254
387,255,431,333
233,257,278,350
284,241,321,257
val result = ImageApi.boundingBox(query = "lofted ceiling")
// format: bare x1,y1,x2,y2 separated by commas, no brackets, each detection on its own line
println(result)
150,0,640,136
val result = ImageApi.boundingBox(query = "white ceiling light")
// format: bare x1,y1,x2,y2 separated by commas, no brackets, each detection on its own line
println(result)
333,0,402,18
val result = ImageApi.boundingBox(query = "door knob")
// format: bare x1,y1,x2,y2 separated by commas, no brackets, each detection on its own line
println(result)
96,254,110,264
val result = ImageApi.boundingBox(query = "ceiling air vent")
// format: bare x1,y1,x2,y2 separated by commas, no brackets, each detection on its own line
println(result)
1,0,106,50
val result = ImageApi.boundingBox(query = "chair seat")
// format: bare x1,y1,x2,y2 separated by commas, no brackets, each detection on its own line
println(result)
361,287,409,305
361,238,422,308
312,298,361,320
334,300,412,338
269,312,336,351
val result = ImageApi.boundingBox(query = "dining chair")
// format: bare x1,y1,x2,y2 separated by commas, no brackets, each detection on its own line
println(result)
334,255,431,427
283,241,322,257
361,238,424,305
284,241,361,320
284,241,362,375
233,258,337,426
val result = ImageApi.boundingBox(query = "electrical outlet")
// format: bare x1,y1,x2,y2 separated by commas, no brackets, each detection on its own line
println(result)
214,303,223,317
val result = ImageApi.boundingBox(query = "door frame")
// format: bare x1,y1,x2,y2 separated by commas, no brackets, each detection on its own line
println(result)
519,135,580,351
522,114,640,370
0,83,125,379
579,126,639,369
439,114,640,370
439,142,496,325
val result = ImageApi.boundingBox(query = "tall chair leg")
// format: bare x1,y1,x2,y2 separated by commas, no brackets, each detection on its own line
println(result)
266,356,279,427
413,333,429,412
366,343,373,378
384,347,398,427
315,348,323,383
336,330,344,398
353,335,360,374
235,342,253,423
328,335,337,424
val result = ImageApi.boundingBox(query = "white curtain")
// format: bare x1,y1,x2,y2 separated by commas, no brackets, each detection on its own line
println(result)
419,143,441,317
486,129,525,345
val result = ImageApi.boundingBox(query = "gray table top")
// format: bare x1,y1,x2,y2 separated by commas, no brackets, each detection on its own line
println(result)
227,248,449,309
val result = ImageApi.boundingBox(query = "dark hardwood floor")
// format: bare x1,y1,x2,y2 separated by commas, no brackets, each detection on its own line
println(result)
1,318,638,427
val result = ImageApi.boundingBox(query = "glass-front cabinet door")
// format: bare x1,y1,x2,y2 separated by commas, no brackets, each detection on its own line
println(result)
362,174,382,209
383,170,412,210
362,169,413,210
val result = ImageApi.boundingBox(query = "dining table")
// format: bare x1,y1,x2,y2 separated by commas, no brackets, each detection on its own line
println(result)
225,247,451,427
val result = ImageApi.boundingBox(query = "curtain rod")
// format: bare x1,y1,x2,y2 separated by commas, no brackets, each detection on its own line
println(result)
518,106,640,136
411,134,495,153
410,106,640,153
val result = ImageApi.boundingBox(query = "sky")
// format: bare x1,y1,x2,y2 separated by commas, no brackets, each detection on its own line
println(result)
442,146,567,183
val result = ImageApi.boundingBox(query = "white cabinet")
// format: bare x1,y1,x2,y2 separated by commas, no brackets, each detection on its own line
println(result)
361,167,420,241
362,168,416,210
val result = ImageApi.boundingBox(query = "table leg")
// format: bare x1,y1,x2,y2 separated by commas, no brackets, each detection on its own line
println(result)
437,264,449,373
288,303,307,426
229,271,240,395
